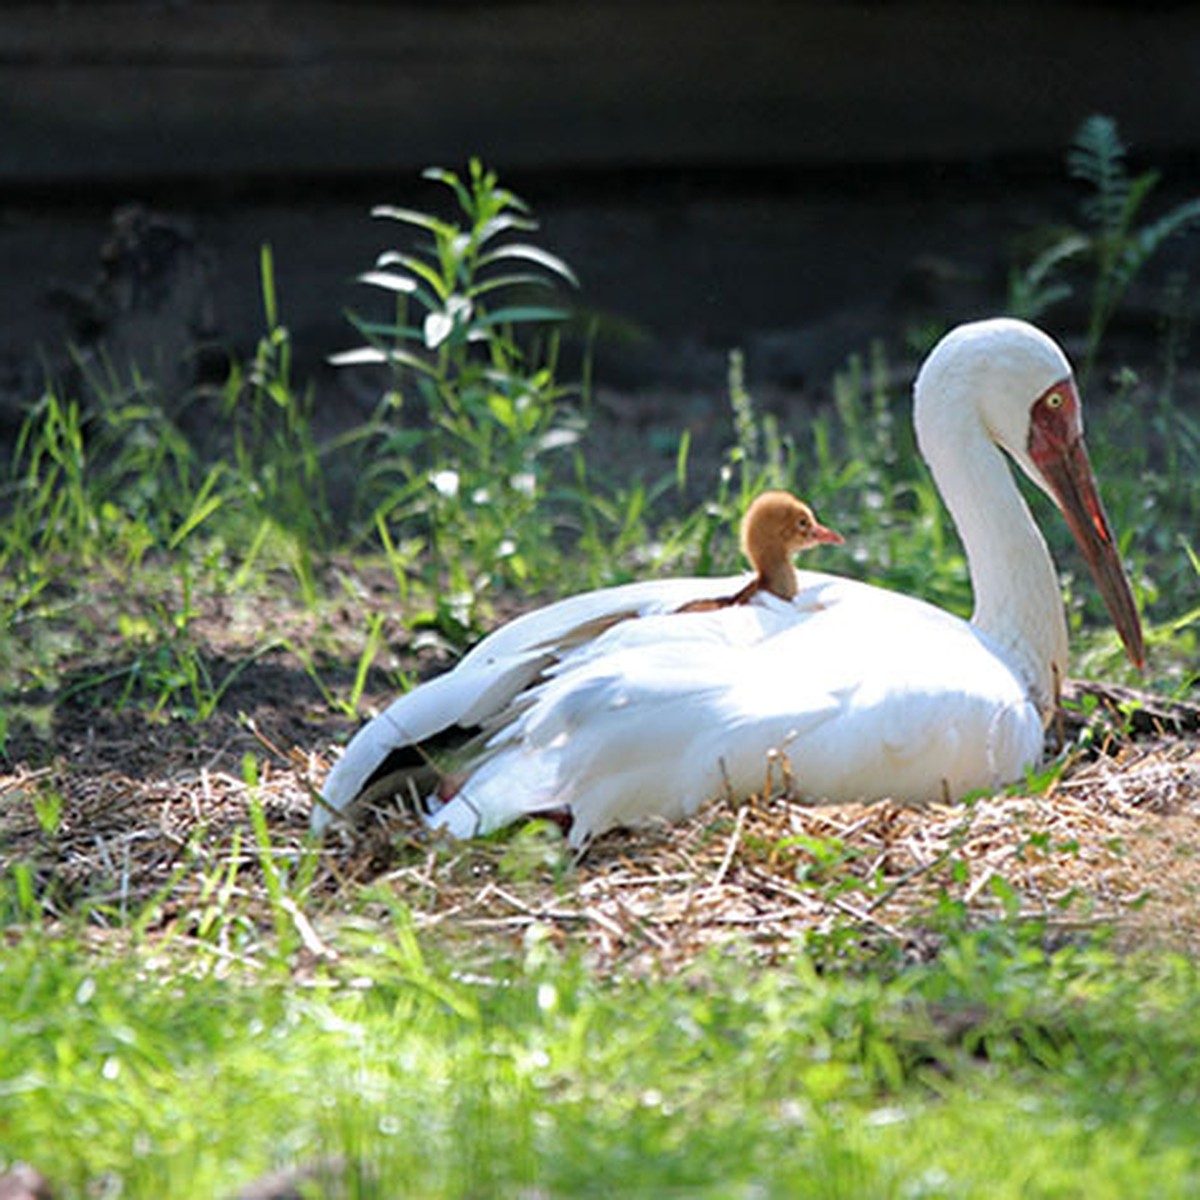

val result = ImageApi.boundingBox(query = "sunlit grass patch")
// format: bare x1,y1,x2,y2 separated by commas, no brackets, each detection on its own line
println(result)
3,916,1200,1197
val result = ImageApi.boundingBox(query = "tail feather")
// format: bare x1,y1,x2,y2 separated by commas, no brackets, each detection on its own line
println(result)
313,648,551,833
313,573,757,835
313,672,473,832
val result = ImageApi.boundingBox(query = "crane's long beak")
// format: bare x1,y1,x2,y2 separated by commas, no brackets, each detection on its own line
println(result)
1038,435,1145,669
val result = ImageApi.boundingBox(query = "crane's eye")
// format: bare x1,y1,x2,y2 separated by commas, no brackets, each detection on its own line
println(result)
1043,390,1065,410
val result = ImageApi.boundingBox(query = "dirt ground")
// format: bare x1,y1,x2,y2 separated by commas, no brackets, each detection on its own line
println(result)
3,536,1200,972
4,632,1200,973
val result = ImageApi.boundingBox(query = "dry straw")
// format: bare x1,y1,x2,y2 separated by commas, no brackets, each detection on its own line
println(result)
3,682,1198,974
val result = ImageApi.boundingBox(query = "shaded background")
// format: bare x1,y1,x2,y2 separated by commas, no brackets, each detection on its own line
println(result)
3,0,1200,439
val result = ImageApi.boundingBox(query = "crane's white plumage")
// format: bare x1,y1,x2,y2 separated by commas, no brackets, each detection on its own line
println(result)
314,319,1144,848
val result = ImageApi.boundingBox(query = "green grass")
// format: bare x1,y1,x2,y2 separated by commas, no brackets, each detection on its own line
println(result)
2,148,1200,1195
2,915,1199,1197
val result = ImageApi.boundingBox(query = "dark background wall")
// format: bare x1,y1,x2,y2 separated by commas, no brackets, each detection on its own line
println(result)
3,1,1199,409
7,2,1200,182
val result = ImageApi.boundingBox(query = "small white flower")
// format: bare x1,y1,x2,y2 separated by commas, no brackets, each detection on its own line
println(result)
431,469,460,498
448,591,473,626
511,471,537,497
539,427,580,452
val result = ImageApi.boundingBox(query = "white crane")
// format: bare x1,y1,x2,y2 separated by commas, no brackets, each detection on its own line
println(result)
313,319,1144,849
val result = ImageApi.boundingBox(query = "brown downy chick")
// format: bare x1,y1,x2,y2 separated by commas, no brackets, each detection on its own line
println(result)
737,490,843,600
677,491,843,612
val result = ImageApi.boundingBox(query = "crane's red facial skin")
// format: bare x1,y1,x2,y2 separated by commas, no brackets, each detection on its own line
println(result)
1028,379,1082,466
1029,380,1109,544
1027,378,1146,669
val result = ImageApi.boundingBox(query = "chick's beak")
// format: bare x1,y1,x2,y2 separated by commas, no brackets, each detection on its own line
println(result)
806,521,844,548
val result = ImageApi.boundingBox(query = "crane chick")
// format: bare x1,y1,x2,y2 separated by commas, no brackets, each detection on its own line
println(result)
678,490,843,612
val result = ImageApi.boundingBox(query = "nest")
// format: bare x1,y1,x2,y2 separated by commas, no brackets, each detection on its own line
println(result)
3,684,1199,975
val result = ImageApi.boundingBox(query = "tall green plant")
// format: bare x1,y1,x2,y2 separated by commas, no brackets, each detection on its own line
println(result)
1009,114,1200,382
333,160,582,628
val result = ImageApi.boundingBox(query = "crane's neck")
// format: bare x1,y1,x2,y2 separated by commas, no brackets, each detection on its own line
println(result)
926,418,1069,716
